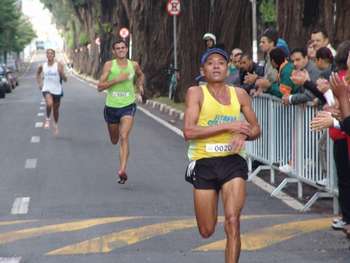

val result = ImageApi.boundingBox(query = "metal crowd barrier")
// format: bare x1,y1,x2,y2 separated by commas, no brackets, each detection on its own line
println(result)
246,94,338,212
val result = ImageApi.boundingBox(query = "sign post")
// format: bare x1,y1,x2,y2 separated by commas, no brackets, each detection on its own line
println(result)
119,27,131,59
166,0,180,71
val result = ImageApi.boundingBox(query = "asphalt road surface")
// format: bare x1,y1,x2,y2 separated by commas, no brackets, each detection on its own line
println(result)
0,53,349,263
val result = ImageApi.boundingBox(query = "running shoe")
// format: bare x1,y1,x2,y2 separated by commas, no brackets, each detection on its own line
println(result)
44,118,50,129
118,172,128,184
53,122,59,136
332,218,346,230
279,164,293,174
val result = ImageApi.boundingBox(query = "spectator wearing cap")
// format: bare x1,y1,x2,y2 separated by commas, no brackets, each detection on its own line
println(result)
202,32,216,49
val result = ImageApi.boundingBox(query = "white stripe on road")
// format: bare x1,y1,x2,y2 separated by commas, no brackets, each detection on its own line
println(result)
25,159,37,169
40,106,45,110
11,197,30,215
37,112,44,116
40,101,45,105
35,122,43,128
30,136,40,143
0,258,21,263
138,106,183,137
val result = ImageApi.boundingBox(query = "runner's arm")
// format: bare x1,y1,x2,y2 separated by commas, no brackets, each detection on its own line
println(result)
97,61,129,92
183,87,251,140
58,62,67,82
236,88,261,140
36,65,43,89
133,61,145,95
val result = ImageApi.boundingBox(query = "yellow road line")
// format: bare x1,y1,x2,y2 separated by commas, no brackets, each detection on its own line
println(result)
194,217,332,251
47,214,285,255
0,220,37,226
0,217,139,245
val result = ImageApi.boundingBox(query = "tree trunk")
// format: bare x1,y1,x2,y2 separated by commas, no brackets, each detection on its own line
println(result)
334,0,350,46
278,0,335,48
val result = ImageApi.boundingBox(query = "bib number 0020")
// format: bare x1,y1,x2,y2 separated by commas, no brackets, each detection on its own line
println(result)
206,144,233,153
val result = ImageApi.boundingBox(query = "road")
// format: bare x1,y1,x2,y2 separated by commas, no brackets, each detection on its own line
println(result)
0,53,348,263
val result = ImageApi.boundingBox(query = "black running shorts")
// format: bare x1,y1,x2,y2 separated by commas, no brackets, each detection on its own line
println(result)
185,154,248,190
104,103,137,124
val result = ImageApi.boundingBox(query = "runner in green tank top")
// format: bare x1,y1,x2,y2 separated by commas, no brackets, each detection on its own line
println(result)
97,39,145,184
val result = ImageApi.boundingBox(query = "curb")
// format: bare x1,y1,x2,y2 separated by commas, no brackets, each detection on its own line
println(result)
145,100,184,120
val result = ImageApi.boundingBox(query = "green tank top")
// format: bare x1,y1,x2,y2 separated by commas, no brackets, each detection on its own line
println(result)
106,59,136,108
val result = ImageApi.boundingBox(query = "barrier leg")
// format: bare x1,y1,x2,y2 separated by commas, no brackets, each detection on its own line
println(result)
248,165,271,182
271,178,300,197
301,192,333,212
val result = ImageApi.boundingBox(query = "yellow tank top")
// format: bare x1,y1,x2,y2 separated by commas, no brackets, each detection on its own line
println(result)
187,85,245,160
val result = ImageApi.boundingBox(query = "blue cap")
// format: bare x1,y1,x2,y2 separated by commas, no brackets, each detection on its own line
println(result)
200,48,229,65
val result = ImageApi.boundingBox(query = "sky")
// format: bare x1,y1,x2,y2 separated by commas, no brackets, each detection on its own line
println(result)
22,0,63,49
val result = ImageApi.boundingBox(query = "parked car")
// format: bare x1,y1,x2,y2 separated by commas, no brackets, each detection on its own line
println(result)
0,80,6,99
4,66,18,89
0,65,12,93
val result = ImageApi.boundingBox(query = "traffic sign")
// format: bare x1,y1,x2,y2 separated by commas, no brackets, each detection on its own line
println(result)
119,27,129,39
166,0,181,16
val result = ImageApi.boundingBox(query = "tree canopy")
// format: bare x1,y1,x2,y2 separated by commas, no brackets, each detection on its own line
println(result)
0,0,36,54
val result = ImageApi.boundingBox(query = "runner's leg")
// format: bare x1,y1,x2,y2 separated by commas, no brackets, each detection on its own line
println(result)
107,123,119,145
118,116,134,174
52,100,61,135
221,178,246,263
193,189,218,238
44,93,53,128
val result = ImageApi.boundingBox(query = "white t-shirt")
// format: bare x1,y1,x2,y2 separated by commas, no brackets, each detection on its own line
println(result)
42,62,62,95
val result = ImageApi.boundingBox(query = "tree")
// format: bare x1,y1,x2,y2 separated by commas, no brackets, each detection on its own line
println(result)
0,0,36,59
278,0,335,48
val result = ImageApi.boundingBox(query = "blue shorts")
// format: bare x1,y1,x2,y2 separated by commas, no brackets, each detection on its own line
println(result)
104,103,137,124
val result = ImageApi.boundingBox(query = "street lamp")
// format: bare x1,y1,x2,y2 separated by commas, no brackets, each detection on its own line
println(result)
250,0,258,62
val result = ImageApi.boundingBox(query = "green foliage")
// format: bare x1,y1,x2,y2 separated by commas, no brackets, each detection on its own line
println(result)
0,0,36,53
101,23,113,33
65,30,75,49
79,32,89,46
71,0,87,7
259,0,277,26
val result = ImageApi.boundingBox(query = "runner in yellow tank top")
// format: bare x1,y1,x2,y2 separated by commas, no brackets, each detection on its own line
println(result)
98,39,145,184
183,48,260,263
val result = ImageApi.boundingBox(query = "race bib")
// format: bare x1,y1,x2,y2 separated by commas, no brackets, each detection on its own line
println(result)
112,91,130,97
205,143,233,153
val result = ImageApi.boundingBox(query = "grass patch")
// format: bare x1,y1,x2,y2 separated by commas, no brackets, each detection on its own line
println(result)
152,96,185,112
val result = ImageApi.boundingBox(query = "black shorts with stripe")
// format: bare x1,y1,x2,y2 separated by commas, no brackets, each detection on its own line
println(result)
185,154,248,191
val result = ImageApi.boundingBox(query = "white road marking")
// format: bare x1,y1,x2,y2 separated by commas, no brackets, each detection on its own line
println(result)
40,106,45,110
37,112,44,116
40,101,45,105
11,197,30,215
25,159,37,169
35,122,43,128
30,136,40,143
138,106,183,137
0,258,21,263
